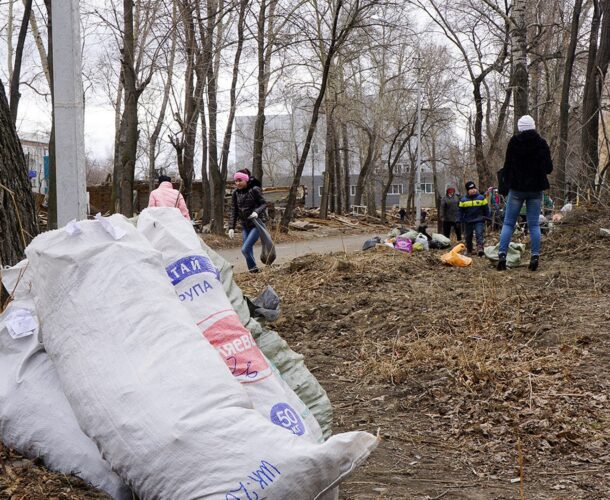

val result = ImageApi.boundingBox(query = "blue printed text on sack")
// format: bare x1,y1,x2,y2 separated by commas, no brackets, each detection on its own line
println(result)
178,281,213,301
166,255,220,285
225,461,281,499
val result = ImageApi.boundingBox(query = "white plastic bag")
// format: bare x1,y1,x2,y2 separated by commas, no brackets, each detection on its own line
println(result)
0,261,130,500
26,215,377,499
415,233,430,251
137,208,323,443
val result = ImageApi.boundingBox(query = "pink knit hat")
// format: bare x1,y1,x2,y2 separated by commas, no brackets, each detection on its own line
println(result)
234,172,249,182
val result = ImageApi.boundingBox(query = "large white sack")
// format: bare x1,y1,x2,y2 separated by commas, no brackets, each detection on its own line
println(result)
137,208,323,443
198,232,334,438
26,216,378,499
0,261,130,500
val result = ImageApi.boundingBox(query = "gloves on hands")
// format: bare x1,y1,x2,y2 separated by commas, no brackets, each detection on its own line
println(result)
228,229,235,239
248,212,258,219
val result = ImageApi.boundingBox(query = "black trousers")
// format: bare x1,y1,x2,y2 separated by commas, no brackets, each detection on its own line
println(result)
442,221,462,241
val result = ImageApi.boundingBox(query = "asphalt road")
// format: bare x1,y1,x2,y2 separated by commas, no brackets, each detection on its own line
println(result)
215,233,375,273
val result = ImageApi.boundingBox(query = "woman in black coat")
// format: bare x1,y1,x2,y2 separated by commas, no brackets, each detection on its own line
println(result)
497,115,553,271
228,169,268,273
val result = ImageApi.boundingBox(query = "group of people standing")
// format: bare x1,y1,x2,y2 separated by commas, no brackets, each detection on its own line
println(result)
439,114,553,271
148,115,552,274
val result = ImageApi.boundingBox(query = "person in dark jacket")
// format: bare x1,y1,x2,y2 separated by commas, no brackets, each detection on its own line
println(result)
228,169,268,273
497,115,553,271
458,181,490,256
440,187,461,241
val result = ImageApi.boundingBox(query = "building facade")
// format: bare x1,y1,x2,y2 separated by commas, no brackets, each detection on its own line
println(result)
20,133,50,194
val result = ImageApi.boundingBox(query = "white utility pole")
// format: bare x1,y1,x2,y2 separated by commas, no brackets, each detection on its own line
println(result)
415,62,423,226
52,0,87,226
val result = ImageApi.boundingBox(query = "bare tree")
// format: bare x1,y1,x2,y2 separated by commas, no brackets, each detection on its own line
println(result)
9,0,33,123
0,78,38,267
581,0,610,194
556,0,584,202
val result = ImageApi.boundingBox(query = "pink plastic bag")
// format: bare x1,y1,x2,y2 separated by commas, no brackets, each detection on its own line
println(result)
395,236,412,253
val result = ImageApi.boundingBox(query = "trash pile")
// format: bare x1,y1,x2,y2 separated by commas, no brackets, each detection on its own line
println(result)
0,208,378,499
363,226,451,253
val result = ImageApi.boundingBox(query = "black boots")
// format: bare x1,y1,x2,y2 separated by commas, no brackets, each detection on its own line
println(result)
497,252,507,271
497,253,539,271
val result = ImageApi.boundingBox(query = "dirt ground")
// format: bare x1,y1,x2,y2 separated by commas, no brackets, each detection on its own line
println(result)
2,208,609,499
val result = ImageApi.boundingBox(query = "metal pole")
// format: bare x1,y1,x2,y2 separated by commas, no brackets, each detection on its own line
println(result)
52,0,87,226
311,144,315,207
415,63,422,226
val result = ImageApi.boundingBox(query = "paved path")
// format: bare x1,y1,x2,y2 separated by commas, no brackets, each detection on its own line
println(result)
215,233,375,273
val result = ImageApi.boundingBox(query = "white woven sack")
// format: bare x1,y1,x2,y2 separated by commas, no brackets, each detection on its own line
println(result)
198,237,334,439
26,215,377,499
137,208,323,443
0,261,130,499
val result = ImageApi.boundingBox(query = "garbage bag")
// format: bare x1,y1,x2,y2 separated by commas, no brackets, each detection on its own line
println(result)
394,235,412,253
247,285,281,323
441,243,472,267
138,208,322,443
415,233,429,251
362,237,381,251
199,239,335,439
0,261,131,500
252,217,276,265
431,233,451,248
403,230,419,241
26,214,378,499
387,228,401,239
484,242,526,267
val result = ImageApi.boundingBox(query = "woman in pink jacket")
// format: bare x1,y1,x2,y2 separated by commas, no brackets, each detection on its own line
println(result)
148,175,190,219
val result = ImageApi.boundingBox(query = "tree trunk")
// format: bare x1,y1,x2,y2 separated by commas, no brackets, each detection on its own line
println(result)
511,0,529,125
472,80,493,189
341,121,350,213
280,0,354,230
354,128,375,206
149,1,177,190
9,0,33,124
219,0,248,184
119,0,138,217
333,122,342,213
0,79,38,267
556,0,583,203
581,0,610,193
44,0,57,228
251,0,278,183
206,0,223,235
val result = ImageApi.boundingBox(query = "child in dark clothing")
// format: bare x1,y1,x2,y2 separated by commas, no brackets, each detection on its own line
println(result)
458,181,490,256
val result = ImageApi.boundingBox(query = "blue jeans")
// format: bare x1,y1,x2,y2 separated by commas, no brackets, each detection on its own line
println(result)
241,225,260,270
464,221,485,252
499,190,542,256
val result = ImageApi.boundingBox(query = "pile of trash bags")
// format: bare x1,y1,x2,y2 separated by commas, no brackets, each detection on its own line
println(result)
363,227,451,253
0,208,377,499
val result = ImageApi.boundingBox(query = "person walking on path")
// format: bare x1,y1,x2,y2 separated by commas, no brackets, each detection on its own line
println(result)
148,175,190,219
398,207,406,223
497,115,553,272
459,181,490,256
440,187,461,241
228,169,268,273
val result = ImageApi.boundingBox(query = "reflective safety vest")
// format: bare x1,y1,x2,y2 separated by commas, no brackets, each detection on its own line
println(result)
459,198,488,208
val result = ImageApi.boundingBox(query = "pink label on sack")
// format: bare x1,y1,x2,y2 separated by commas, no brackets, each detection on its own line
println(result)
203,314,271,384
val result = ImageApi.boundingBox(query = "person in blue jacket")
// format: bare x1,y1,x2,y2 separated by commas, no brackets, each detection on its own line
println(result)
458,181,490,256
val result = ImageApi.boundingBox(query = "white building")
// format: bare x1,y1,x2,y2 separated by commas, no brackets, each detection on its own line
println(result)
21,133,50,194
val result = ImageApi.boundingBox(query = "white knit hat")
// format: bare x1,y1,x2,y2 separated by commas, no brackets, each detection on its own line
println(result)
517,115,536,132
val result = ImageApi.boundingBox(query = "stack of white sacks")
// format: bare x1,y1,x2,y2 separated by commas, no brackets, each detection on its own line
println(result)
0,208,377,499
